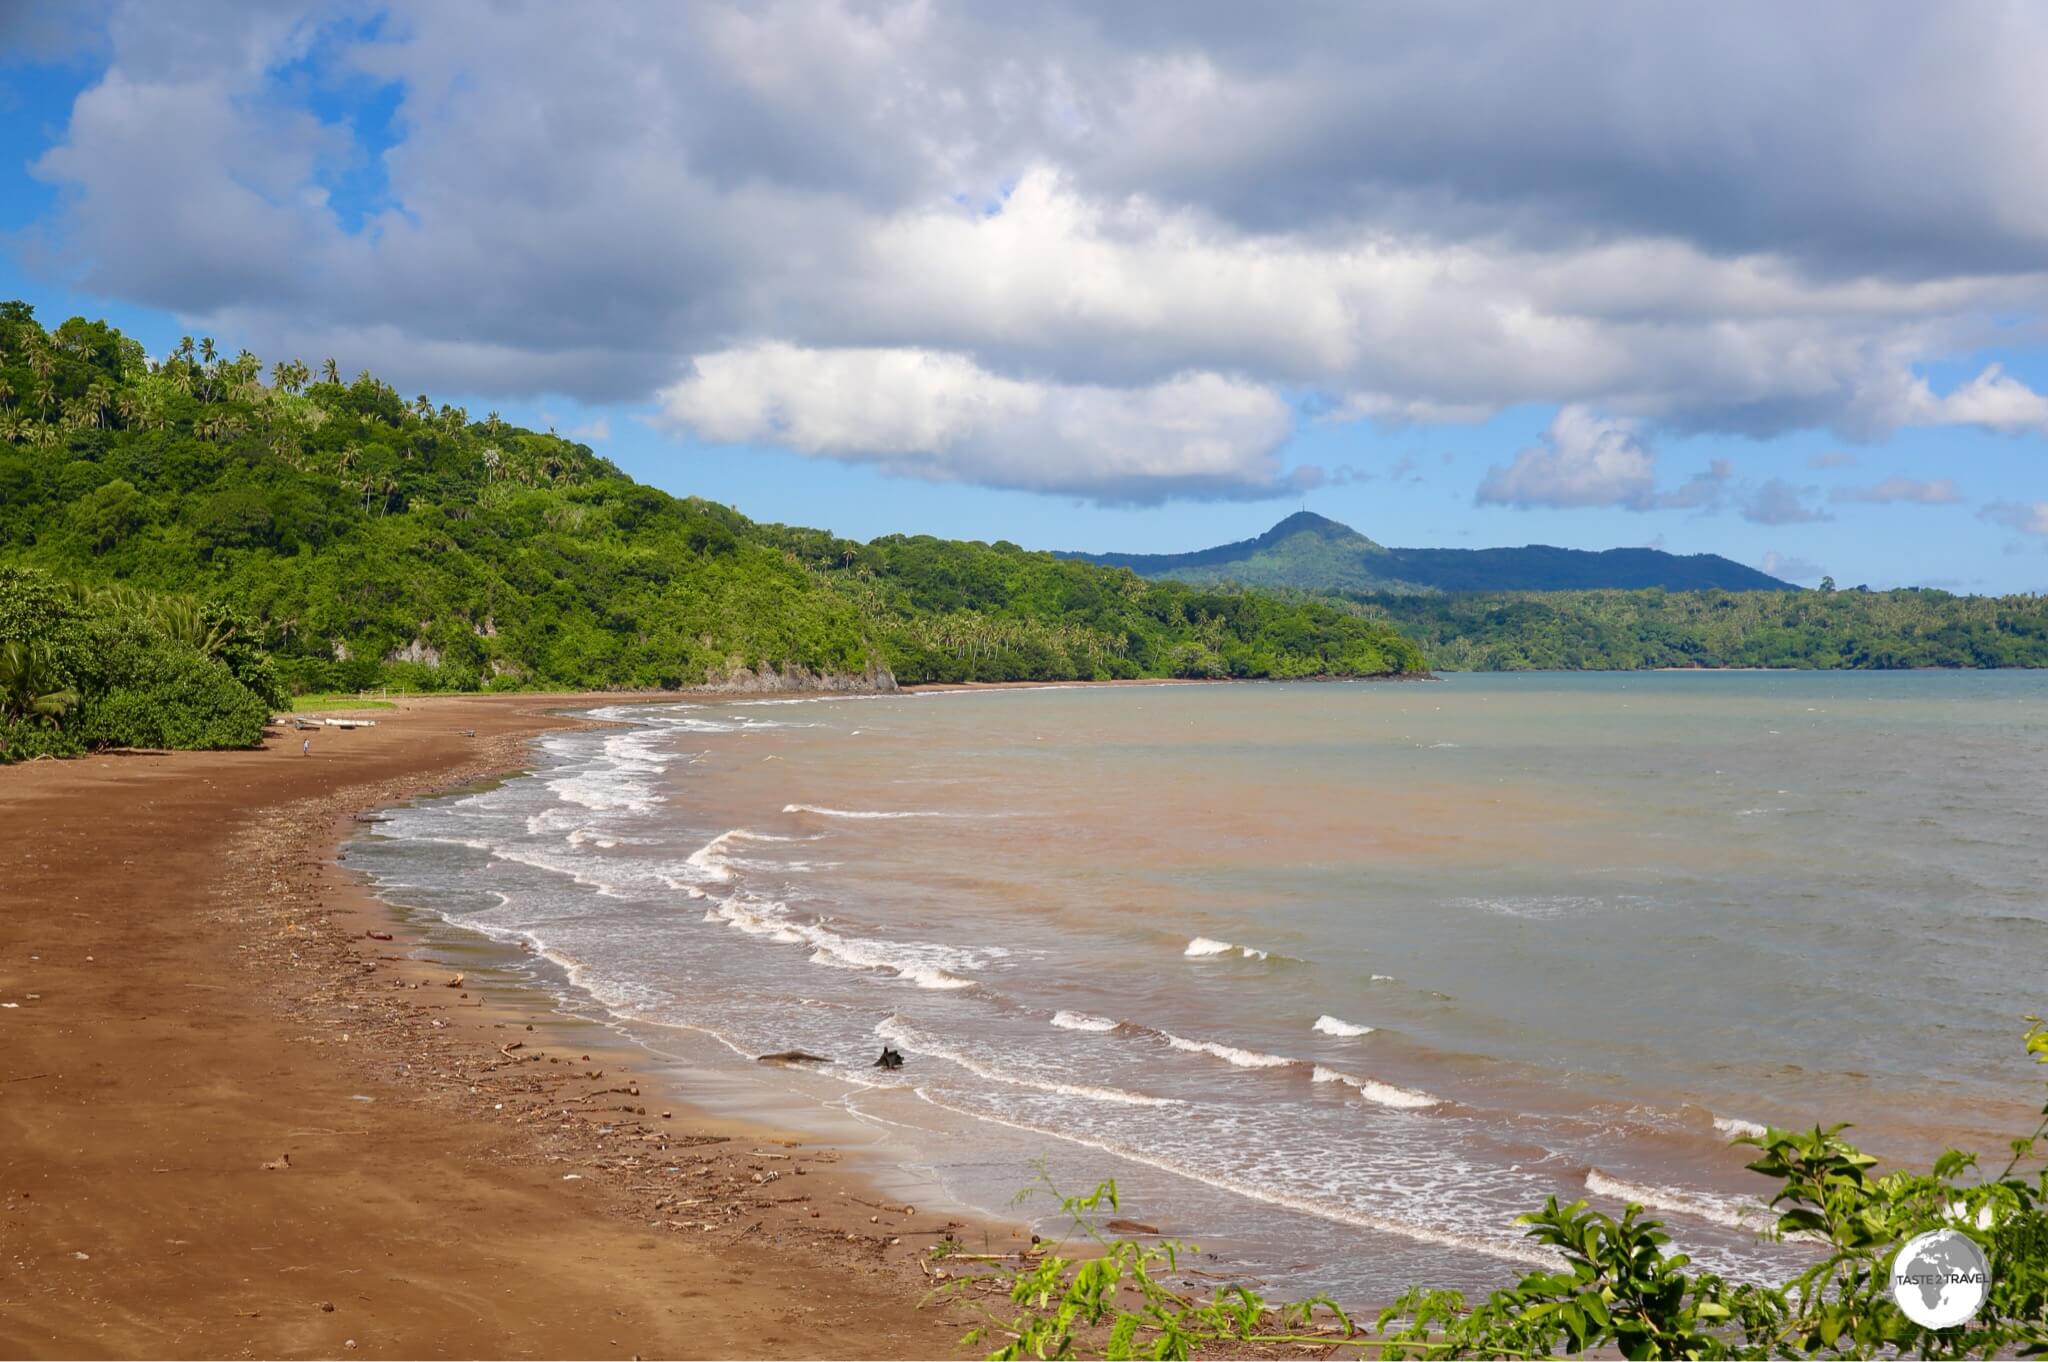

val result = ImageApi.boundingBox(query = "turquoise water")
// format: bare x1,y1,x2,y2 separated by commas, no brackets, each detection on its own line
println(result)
350,672,2048,1297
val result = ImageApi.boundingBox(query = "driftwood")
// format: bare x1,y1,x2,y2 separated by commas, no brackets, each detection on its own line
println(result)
756,1050,830,1066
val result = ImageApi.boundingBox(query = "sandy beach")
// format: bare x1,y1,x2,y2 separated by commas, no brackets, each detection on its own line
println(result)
0,696,981,1360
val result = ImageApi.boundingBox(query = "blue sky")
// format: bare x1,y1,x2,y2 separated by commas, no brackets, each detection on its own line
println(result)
7,3,2048,590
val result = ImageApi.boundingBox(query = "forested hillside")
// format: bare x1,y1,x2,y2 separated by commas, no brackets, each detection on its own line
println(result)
1062,510,1793,593
0,303,1426,754
1360,587,2048,670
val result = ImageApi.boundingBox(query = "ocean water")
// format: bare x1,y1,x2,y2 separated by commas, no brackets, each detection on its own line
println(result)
347,673,2048,1298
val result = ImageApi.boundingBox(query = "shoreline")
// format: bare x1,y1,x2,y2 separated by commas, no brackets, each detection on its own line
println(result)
0,694,990,1359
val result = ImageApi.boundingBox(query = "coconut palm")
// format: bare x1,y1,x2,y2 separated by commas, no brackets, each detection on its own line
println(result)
321,357,340,384
0,641,79,728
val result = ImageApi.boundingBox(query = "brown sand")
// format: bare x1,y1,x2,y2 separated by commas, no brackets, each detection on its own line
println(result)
0,696,991,1360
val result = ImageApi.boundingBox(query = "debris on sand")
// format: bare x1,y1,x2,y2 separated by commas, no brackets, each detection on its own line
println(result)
755,1050,830,1066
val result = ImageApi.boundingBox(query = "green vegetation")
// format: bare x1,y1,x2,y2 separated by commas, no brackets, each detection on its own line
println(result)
0,302,1425,750
0,565,282,760
942,1025,2048,1358
1357,587,2048,671
1062,511,1794,594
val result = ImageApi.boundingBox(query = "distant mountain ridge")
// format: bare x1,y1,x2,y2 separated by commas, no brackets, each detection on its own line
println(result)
1059,512,1796,594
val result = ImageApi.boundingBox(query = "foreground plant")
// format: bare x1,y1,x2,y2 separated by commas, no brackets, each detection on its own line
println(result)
937,1022,2048,1359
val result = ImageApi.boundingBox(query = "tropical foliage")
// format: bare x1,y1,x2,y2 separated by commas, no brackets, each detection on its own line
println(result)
1358,587,2048,671
0,302,1427,714
0,564,280,760
941,1025,2048,1358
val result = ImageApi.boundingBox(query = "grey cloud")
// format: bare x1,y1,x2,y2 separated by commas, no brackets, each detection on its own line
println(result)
1980,501,2048,535
1741,479,1832,525
16,0,2048,499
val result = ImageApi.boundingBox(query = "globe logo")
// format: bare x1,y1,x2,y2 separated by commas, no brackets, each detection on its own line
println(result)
1890,1228,1990,1329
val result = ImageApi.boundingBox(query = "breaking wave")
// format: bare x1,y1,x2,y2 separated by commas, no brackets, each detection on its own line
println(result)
1051,1010,1121,1032
783,804,960,819
1312,1015,1375,1037
1164,1034,1296,1068
1311,1065,1441,1110
876,1018,1178,1107
1184,936,1271,960
1584,1170,1772,1234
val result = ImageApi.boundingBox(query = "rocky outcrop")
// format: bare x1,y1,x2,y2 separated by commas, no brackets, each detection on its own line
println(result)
386,638,443,667
700,660,899,694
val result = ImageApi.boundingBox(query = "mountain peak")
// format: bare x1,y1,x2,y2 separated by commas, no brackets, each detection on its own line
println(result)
1058,515,1794,594
1260,510,1374,546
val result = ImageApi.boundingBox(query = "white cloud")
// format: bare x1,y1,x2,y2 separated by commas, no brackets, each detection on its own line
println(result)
1760,550,1825,582
1476,406,1656,509
1830,476,1962,504
1980,501,2048,536
17,2,2048,500
567,417,610,443
1905,364,2048,435
655,343,1301,502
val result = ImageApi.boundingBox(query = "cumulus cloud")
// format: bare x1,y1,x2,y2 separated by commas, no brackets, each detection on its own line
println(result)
1829,476,1962,504
1906,364,2048,435
1476,407,1656,509
16,1,2048,499
1980,501,2048,535
655,344,1302,502
1760,550,1825,583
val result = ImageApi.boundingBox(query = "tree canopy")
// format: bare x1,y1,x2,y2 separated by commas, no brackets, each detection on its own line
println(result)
0,302,1427,755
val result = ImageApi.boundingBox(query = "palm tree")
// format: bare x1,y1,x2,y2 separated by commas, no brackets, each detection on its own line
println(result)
84,380,113,428
0,641,79,728
0,378,13,409
177,336,196,363
199,337,217,365
321,357,340,384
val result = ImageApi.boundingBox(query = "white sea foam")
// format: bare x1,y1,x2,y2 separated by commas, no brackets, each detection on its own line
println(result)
1311,1065,1441,1109
907,1088,1557,1269
1313,1015,1375,1037
1450,895,1602,920
1712,1115,1769,1139
1370,974,1395,983
1051,1010,1120,1032
1585,1170,1773,1234
701,892,980,989
876,1018,1177,1106
1183,936,1271,959
1165,1034,1295,1068
782,804,958,819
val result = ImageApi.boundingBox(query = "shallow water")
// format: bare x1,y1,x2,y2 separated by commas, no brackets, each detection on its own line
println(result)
348,673,2048,1298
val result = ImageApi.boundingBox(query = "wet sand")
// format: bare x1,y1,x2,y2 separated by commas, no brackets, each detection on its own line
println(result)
0,696,983,1360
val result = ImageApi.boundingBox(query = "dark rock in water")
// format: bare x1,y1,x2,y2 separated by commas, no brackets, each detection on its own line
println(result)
756,1050,830,1066
873,1047,905,1069
1105,1218,1161,1236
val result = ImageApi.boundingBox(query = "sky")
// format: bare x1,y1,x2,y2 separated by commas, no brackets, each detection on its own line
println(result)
5,2,2048,592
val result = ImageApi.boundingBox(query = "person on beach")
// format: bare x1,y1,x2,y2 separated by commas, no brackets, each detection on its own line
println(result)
302,737,310,756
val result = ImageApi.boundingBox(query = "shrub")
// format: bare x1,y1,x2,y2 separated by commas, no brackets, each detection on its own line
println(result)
75,626,270,749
